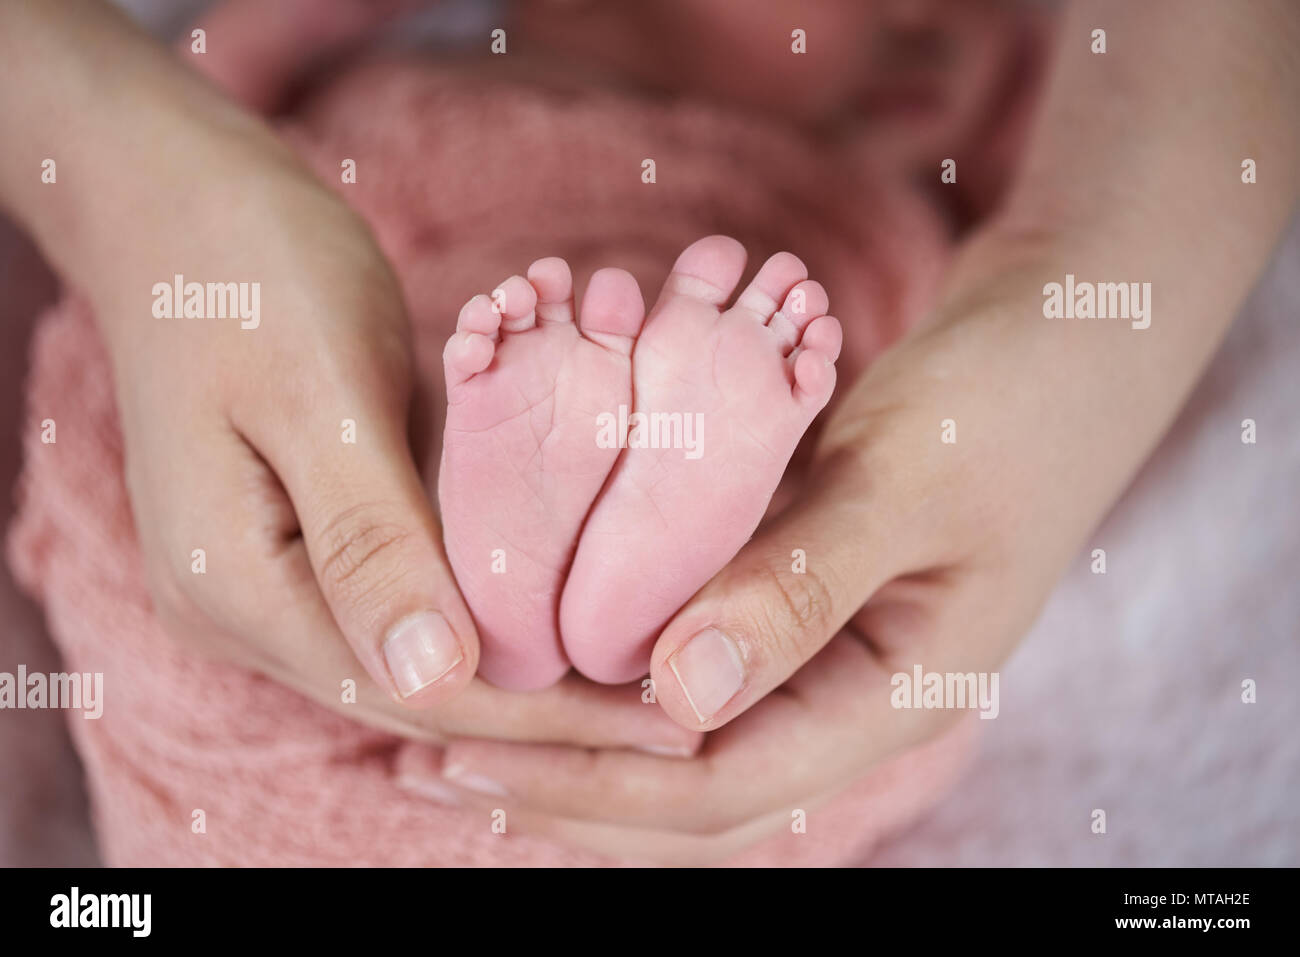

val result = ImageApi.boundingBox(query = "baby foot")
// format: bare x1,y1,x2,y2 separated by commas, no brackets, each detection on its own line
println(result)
560,236,842,683
439,259,646,690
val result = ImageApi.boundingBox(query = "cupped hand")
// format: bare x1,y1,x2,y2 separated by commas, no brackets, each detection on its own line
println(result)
398,245,1147,862
82,118,697,755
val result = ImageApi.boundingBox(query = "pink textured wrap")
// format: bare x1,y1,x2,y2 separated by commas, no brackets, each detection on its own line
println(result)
7,60,978,865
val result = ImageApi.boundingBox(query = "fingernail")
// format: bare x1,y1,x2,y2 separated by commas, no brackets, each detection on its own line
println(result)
635,743,697,758
383,612,463,698
668,628,745,723
397,775,464,808
442,762,508,797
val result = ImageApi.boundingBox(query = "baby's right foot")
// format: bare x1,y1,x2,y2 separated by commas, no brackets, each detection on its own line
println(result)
439,259,645,690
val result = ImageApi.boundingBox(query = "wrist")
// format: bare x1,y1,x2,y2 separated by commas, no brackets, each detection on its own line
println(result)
0,0,317,311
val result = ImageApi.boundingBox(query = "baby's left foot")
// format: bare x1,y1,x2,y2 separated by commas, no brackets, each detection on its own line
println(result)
439,259,646,690
560,236,842,684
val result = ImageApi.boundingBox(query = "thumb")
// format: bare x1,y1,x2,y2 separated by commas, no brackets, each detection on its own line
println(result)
648,460,894,730
245,381,479,708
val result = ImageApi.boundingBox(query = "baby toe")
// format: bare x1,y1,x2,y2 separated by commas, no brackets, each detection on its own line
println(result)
790,314,842,407
733,251,808,323
658,235,748,308
792,346,837,408
443,331,497,388
797,313,842,362
457,293,502,338
528,257,575,324
769,279,828,353
492,275,539,333
578,268,646,355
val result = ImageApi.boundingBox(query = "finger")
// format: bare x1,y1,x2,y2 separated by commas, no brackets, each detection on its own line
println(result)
234,561,703,752
647,457,899,730
257,605,702,752
499,796,800,867
164,415,700,750
233,356,478,709
420,634,973,833
396,751,798,866
235,553,698,750
495,805,794,867
429,675,703,754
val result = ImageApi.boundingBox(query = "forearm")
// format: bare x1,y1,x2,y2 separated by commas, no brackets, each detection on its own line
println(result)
0,0,315,312
953,0,1298,366
828,0,1297,576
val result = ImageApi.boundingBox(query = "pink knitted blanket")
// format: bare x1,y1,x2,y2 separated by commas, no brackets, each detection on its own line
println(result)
8,59,978,865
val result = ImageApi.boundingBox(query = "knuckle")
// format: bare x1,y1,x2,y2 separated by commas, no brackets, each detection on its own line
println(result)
313,503,415,604
753,560,838,659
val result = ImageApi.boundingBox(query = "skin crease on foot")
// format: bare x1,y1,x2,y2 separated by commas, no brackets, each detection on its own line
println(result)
441,236,842,689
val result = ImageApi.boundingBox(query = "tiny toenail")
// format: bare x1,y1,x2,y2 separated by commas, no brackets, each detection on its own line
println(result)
669,628,745,723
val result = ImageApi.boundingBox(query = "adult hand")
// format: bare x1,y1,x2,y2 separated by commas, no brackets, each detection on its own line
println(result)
3,0,478,709
0,0,701,757
396,257,1085,861
389,232,1249,861
88,103,481,713
101,162,692,753
397,0,1300,864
